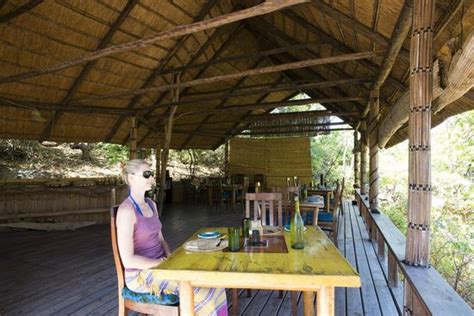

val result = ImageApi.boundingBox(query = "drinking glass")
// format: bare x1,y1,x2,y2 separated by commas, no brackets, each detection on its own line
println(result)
228,227,241,252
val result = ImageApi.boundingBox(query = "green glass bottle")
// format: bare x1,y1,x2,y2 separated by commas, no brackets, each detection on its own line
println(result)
290,196,305,249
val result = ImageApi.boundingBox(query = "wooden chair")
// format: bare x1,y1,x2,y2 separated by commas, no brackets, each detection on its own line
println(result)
231,193,295,315
318,178,344,245
110,206,179,316
272,186,299,224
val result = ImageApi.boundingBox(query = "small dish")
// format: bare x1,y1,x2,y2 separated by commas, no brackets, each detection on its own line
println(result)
283,224,307,232
198,231,221,239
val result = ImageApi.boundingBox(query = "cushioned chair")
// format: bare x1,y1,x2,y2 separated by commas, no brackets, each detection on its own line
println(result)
110,206,179,316
318,178,344,246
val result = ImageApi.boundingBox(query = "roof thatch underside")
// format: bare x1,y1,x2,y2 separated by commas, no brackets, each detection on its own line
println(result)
0,0,472,150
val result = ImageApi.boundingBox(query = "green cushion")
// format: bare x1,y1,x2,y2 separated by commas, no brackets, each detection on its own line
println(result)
122,287,179,306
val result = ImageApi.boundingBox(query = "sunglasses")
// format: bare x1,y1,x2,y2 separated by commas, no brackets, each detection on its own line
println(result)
132,170,154,179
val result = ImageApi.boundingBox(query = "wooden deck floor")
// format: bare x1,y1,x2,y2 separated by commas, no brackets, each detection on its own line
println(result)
0,201,403,315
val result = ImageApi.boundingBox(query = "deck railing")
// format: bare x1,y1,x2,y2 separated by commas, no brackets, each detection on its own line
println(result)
354,189,471,315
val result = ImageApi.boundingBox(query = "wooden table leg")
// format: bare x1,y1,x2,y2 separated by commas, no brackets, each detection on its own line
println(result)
317,286,335,316
180,281,194,315
313,208,319,226
291,291,298,315
303,291,314,315
326,192,330,212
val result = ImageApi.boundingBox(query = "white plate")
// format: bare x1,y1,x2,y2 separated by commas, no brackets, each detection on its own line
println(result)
183,239,228,252
283,224,308,232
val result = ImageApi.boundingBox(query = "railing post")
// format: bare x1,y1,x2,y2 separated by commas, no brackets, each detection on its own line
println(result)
388,251,399,288
377,230,385,259
360,121,368,194
369,89,380,212
353,130,360,190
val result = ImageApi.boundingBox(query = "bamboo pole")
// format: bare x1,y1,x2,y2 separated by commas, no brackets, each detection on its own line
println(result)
158,74,179,216
369,89,380,211
129,117,138,159
353,130,360,188
359,121,368,194
155,140,161,197
405,0,434,269
224,138,229,178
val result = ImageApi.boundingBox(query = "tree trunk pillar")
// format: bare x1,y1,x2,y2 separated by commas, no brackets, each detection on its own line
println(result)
360,121,368,195
129,116,138,159
369,89,380,211
405,0,434,268
353,130,360,190
224,137,230,178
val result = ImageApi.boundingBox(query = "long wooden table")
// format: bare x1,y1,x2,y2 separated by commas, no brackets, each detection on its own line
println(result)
308,187,334,212
154,226,360,315
300,199,324,226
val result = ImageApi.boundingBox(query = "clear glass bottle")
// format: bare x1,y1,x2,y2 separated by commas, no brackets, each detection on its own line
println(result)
290,196,305,249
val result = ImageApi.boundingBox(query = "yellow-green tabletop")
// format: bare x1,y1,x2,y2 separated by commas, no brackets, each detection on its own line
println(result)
154,226,360,315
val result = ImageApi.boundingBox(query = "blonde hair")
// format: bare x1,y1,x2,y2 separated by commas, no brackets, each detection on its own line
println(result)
121,159,149,185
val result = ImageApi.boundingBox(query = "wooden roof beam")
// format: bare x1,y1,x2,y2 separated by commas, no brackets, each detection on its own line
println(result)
309,1,410,61
282,10,406,92
0,0,309,85
156,77,371,108
239,127,353,136
79,50,383,102
178,96,363,117
0,0,42,24
361,0,413,118
378,30,474,148
39,0,139,142
105,0,220,143
158,41,326,75
135,23,245,147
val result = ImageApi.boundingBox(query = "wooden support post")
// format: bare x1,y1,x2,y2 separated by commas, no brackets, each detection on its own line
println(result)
369,89,380,212
317,286,335,316
179,281,194,316
377,230,385,260
405,0,434,268
388,251,399,288
303,291,315,315
158,74,179,216
360,121,368,194
353,130,360,189
129,116,138,159
224,137,229,178
155,141,161,197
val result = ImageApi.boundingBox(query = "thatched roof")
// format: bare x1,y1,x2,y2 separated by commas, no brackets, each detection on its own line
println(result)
0,0,472,149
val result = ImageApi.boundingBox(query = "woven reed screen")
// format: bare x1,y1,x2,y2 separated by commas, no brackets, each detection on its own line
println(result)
229,137,312,189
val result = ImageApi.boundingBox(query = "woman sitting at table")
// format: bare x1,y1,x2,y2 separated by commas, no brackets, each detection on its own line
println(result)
117,159,228,315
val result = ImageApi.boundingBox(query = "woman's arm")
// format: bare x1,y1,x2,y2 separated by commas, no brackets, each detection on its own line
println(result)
159,231,172,257
116,205,163,269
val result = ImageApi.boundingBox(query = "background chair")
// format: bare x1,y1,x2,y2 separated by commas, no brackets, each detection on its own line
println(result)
272,186,299,225
110,206,179,316
318,178,344,245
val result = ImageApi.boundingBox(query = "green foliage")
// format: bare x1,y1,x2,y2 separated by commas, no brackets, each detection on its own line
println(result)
94,142,129,165
379,110,473,306
170,146,224,177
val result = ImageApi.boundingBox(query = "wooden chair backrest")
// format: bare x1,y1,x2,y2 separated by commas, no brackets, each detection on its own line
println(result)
245,192,283,226
110,206,125,293
331,181,342,218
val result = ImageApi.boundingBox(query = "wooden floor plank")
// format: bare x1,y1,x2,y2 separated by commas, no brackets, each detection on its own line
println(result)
0,202,402,315
343,201,364,315
351,203,400,316
348,202,382,316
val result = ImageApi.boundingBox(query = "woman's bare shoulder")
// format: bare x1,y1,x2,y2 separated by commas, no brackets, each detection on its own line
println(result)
117,201,136,224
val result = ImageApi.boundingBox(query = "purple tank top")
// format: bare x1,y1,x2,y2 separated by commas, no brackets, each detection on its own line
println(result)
121,197,165,271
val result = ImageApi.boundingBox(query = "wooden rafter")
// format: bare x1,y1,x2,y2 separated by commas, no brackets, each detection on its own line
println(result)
156,77,372,108
247,20,367,112
282,10,407,92
80,50,382,102
135,22,244,147
179,57,266,149
0,0,42,24
157,41,325,75
0,0,308,85
39,0,139,141
104,0,219,143
178,97,363,117
361,0,413,118
239,127,353,136
308,1,410,61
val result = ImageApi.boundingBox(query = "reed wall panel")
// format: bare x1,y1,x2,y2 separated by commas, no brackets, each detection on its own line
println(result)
229,137,312,189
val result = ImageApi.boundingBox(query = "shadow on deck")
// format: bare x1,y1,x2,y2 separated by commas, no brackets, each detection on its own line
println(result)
0,201,402,315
